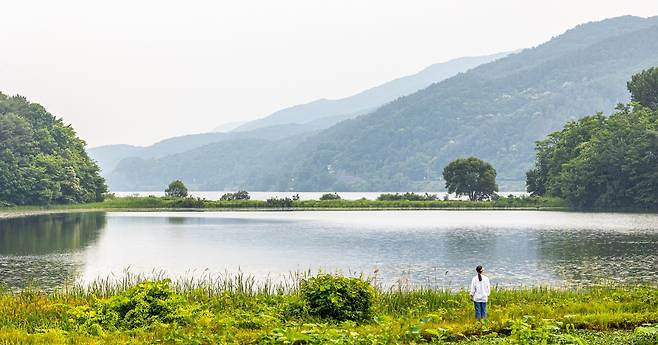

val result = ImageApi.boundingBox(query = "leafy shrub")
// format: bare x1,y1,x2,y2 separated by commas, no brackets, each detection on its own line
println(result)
165,180,188,198
505,316,583,344
319,193,341,200
634,324,658,345
172,197,206,208
300,274,375,322
266,197,293,208
68,280,191,333
377,192,438,201
220,190,250,201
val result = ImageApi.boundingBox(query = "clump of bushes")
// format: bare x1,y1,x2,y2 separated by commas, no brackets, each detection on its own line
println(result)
299,274,375,322
319,193,341,201
377,192,438,201
220,190,250,201
266,197,294,208
67,280,191,335
171,197,206,208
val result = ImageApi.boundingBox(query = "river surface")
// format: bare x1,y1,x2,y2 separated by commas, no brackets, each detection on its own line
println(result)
1,211,657,291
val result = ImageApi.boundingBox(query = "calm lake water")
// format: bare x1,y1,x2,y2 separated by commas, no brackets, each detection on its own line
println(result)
1,211,657,291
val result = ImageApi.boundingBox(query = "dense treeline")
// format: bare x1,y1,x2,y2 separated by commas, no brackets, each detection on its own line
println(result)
0,93,107,205
527,67,658,209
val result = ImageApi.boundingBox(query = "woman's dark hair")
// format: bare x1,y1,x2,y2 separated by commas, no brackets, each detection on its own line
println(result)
476,265,483,281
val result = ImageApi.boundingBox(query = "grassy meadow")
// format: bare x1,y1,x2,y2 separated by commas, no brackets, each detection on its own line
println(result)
0,273,656,344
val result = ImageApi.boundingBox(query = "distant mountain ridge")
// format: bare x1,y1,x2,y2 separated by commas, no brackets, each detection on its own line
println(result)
89,123,320,173
106,16,658,192
91,52,508,175
231,52,510,132
280,15,658,190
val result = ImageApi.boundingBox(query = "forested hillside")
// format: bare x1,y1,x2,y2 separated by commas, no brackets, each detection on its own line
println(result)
91,52,506,176
89,122,322,174
231,52,509,132
280,15,658,191
109,16,658,191
0,93,106,205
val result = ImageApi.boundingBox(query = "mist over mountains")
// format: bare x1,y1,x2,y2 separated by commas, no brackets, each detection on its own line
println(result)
230,53,510,133
95,16,658,192
90,52,509,185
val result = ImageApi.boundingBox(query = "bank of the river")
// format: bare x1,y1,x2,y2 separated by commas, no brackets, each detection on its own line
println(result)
0,195,568,219
0,275,656,344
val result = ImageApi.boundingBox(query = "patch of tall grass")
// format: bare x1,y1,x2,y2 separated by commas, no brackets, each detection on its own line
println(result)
0,273,655,343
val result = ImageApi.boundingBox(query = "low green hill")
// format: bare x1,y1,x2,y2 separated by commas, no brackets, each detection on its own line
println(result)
0,93,107,205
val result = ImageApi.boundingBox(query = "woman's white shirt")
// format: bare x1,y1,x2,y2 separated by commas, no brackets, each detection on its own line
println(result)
470,275,491,302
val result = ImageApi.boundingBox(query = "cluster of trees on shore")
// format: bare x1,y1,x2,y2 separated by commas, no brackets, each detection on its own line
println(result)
526,67,658,209
0,93,107,205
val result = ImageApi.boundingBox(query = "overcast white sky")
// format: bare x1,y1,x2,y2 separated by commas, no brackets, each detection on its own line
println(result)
1,0,657,147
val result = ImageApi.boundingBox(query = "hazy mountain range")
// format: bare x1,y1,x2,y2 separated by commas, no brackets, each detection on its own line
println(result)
93,16,658,192
229,53,510,132
89,52,509,177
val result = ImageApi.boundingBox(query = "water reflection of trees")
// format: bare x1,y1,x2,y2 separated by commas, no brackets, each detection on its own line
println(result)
535,229,658,285
0,212,106,291
0,212,105,255
167,217,188,225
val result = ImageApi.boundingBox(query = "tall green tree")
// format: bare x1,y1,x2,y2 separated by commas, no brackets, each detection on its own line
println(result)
0,93,107,205
525,114,606,197
165,180,188,198
627,66,658,110
442,157,498,201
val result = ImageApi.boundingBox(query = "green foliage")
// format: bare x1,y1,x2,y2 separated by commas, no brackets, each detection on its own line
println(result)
0,276,656,343
171,197,207,208
634,324,658,345
443,157,498,201
265,197,294,208
377,192,438,201
527,69,658,209
505,316,585,344
526,113,606,198
220,190,250,201
299,274,375,322
67,280,191,334
628,66,658,110
0,93,107,205
319,192,341,200
164,180,188,198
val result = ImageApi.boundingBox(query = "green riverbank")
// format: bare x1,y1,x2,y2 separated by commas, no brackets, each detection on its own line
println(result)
0,274,656,344
0,195,568,219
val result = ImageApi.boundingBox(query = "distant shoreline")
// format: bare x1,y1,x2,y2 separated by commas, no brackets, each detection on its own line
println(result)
0,206,571,220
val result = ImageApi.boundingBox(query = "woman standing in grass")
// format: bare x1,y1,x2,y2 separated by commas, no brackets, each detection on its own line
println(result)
470,265,490,321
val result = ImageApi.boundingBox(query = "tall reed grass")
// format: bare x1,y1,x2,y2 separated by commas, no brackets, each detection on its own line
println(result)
0,272,655,344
